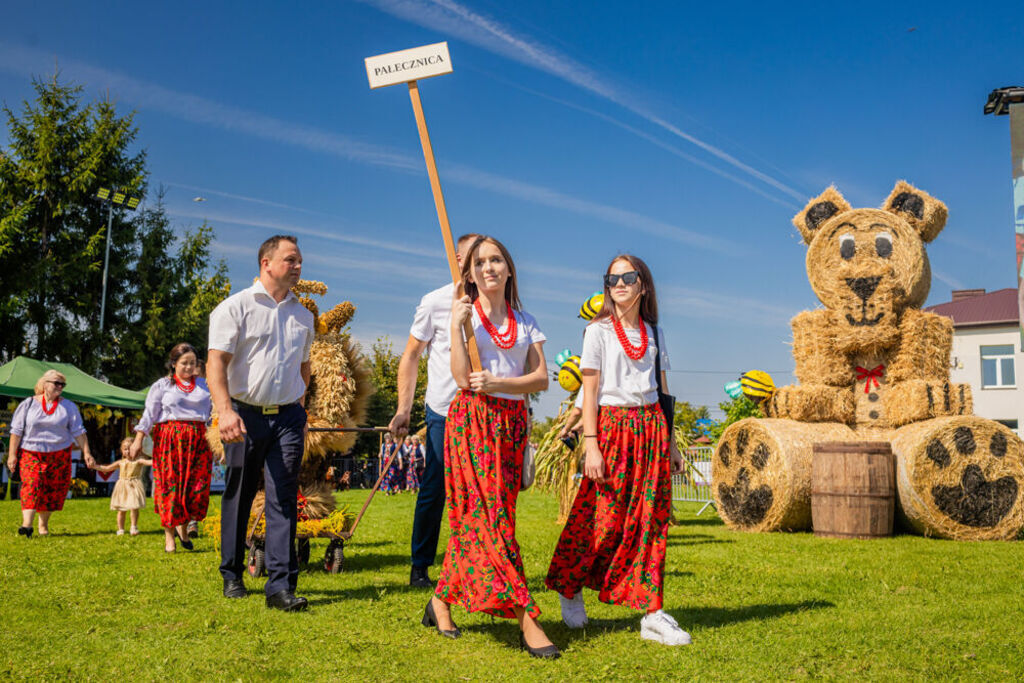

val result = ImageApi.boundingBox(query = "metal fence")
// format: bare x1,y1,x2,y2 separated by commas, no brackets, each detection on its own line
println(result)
672,446,715,515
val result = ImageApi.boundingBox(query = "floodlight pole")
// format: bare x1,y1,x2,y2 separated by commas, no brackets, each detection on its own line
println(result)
99,202,114,333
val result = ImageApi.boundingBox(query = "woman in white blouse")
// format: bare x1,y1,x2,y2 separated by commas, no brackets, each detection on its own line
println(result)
7,370,95,537
130,343,213,552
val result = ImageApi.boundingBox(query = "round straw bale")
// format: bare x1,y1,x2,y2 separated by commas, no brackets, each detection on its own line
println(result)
713,418,855,531
890,416,1024,540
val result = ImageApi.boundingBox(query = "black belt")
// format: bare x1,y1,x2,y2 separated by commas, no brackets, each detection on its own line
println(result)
233,400,298,416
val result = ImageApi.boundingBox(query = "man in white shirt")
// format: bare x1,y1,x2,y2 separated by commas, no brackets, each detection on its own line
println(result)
389,233,477,588
207,235,315,612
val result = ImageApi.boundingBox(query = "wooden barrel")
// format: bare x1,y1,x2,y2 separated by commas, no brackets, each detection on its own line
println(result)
811,442,895,539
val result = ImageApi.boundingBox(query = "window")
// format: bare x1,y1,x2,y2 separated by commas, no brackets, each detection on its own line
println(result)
981,345,1016,387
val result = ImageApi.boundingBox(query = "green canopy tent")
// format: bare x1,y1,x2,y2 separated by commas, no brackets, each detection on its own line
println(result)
0,356,147,409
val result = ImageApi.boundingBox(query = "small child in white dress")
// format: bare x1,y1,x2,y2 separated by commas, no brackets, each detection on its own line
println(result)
91,437,152,535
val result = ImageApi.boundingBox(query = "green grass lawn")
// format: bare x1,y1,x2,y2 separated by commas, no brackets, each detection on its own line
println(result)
1,489,1022,681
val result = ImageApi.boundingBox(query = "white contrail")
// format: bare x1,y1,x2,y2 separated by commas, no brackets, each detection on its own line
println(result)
358,0,807,202
0,41,734,253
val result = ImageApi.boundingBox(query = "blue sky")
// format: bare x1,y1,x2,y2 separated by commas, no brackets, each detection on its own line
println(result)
2,1,1021,419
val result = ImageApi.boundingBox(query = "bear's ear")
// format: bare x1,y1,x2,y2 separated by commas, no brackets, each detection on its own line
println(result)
882,181,947,242
792,186,851,244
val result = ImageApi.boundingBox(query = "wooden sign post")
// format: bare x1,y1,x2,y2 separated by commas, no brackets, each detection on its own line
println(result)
365,42,481,371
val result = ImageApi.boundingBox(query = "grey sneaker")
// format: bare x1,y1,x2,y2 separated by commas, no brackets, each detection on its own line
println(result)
559,592,589,628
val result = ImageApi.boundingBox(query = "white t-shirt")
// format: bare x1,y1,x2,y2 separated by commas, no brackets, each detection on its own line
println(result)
579,319,670,407
208,280,315,406
410,283,457,416
470,305,547,402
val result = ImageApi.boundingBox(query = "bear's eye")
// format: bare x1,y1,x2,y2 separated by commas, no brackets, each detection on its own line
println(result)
839,234,856,260
875,232,893,259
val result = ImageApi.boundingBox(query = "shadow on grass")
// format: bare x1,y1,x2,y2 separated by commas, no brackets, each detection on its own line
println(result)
666,533,735,547
670,517,724,527
674,600,835,629
318,552,411,573
300,581,413,606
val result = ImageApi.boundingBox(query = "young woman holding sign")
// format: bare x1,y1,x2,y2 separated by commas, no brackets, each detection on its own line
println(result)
422,236,560,660
545,254,690,647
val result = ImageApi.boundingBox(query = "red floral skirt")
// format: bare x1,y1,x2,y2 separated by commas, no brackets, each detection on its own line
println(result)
18,447,72,511
546,404,671,612
151,421,213,528
435,390,537,619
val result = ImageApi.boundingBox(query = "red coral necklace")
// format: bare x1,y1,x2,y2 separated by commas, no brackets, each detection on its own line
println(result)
174,375,196,394
40,396,59,415
475,299,518,349
611,316,648,361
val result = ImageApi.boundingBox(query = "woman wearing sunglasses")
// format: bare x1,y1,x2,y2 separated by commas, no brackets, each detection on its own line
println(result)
545,254,690,646
7,370,95,537
423,235,560,659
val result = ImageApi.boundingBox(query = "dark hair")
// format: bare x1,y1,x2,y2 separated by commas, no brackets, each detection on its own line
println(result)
591,254,659,326
166,343,199,378
460,235,522,310
257,235,298,269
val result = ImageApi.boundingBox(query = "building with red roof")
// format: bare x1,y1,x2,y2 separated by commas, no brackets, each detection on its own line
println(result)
925,288,1023,435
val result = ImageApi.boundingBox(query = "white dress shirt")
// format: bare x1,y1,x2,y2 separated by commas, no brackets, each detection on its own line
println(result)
208,280,315,406
134,377,213,434
10,396,86,452
410,283,458,416
579,320,670,407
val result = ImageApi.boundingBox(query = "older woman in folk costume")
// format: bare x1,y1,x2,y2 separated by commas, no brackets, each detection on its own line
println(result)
7,370,96,537
130,343,213,553
545,254,690,646
403,435,421,492
379,432,403,495
423,236,560,660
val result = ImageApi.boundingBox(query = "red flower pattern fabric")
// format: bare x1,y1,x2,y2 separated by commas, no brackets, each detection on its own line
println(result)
435,390,538,619
546,404,671,612
151,420,212,528
18,447,72,511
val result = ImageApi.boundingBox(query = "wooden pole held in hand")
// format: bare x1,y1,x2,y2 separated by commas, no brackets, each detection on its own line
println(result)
407,81,482,371
365,43,480,372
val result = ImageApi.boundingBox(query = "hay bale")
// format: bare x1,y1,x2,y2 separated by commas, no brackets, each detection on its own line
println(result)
767,384,854,424
791,310,849,386
888,310,952,382
890,416,1024,540
886,380,973,427
712,418,855,531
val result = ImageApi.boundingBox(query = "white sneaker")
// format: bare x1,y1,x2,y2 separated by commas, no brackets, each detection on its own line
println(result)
559,592,589,628
116,529,125,536
640,610,691,646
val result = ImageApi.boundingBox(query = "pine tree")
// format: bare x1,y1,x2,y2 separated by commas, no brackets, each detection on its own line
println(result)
1,73,229,387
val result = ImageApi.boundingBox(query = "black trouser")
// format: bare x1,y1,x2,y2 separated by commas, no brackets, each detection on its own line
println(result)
410,405,447,568
219,402,306,596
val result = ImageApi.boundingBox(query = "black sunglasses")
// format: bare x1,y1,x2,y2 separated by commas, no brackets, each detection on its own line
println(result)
51,381,66,387
604,271,640,287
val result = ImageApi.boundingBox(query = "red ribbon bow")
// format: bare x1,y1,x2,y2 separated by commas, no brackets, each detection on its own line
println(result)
855,364,885,394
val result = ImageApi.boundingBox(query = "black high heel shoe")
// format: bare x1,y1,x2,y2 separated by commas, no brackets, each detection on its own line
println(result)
519,632,561,660
17,526,33,538
175,527,194,551
422,598,461,639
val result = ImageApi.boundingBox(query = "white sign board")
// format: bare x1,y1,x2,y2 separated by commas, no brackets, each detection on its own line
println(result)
365,42,452,89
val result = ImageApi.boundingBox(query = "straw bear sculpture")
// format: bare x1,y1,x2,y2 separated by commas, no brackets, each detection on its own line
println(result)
712,182,1024,540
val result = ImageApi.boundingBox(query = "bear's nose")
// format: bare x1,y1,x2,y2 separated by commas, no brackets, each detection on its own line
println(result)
845,276,881,303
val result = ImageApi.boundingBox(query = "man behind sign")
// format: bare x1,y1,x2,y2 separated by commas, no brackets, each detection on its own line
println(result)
207,235,315,612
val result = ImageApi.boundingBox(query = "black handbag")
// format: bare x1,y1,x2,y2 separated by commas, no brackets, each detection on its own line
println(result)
652,326,676,427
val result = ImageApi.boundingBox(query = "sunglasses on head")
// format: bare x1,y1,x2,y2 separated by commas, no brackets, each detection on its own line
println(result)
604,271,640,287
